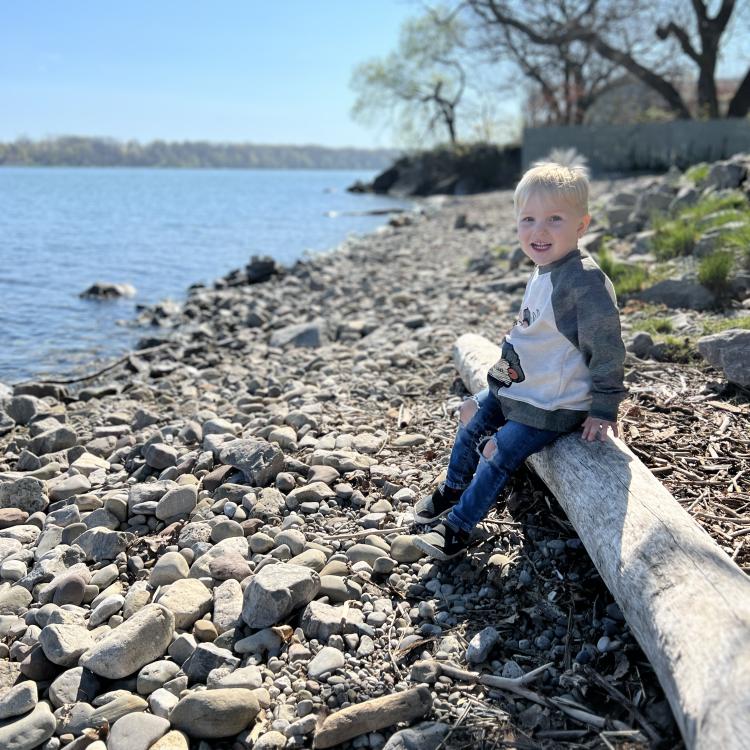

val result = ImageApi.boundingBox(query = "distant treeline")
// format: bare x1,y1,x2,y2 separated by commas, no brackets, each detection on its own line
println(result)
0,136,401,169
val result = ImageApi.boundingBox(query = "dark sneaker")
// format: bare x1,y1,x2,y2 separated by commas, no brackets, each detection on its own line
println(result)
413,522,471,561
413,484,462,524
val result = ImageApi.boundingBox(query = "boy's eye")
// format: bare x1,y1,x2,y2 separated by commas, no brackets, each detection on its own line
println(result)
550,215,562,221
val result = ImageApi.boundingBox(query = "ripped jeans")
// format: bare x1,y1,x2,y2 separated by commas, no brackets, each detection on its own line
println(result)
443,388,563,533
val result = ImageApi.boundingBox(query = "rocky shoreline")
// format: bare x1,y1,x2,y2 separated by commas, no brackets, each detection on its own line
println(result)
0,161,748,750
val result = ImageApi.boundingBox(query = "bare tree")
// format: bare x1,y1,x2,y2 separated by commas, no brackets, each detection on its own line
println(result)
656,0,738,117
464,0,750,119
466,0,622,126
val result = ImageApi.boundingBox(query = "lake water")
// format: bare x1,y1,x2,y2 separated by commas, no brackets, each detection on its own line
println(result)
0,167,411,384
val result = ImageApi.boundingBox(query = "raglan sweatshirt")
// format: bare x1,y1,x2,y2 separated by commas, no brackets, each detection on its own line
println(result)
487,247,628,432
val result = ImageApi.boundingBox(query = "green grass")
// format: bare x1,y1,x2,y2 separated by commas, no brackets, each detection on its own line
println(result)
615,265,650,295
685,163,709,184
698,250,734,293
718,224,750,269
650,190,750,260
683,192,749,219
651,215,699,259
597,246,650,297
638,316,674,335
696,209,747,230
701,315,750,335
597,246,617,278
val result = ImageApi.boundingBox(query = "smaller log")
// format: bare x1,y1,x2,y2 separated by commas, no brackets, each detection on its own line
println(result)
313,686,433,749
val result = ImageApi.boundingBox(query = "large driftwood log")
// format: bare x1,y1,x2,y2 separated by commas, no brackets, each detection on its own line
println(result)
453,333,750,750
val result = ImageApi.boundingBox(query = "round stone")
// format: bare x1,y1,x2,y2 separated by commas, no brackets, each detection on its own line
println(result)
53,574,87,606
0,560,27,582
149,552,189,587
169,688,260,738
208,553,251,582
307,646,345,679
211,520,244,542
193,620,218,643
107,712,170,750
0,701,56,750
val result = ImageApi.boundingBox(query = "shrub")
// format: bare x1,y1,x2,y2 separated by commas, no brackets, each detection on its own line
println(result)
698,250,734,293
719,224,750,269
650,191,750,260
685,163,709,184
651,215,698,259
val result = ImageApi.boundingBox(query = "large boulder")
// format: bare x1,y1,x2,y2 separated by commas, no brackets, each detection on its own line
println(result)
635,278,716,311
697,328,750,387
705,159,747,190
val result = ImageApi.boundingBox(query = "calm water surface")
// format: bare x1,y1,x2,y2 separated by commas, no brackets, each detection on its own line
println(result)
0,167,410,383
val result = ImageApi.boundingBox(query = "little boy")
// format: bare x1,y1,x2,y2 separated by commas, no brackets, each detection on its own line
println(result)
413,161,627,561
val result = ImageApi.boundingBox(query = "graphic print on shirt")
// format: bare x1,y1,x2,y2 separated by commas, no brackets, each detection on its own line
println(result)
487,340,526,390
505,307,537,338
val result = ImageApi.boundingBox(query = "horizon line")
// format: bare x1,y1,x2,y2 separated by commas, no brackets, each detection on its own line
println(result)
2,134,403,152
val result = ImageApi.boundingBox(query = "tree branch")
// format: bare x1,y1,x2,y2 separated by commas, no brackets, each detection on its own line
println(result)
471,0,692,118
656,21,700,64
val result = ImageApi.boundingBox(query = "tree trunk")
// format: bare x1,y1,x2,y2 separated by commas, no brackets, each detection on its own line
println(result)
453,332,750,750
727,66,750,117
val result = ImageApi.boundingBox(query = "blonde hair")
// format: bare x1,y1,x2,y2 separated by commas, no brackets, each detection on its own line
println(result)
514,161,590,217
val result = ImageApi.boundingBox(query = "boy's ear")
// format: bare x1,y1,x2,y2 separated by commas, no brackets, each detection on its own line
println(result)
578,213,592,236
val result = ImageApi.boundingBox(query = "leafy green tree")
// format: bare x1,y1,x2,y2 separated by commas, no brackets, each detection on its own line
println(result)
350,9,469,145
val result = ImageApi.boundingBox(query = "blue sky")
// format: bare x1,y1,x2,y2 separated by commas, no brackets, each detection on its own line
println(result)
1,1,420,148
3,2,748,149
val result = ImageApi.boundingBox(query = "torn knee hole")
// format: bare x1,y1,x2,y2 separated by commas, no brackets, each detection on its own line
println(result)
459,398,478,426
482,438,497,459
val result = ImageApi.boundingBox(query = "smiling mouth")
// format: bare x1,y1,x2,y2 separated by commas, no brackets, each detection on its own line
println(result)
531,242,552,251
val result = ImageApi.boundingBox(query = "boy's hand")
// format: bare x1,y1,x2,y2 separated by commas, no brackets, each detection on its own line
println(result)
581,416,618,442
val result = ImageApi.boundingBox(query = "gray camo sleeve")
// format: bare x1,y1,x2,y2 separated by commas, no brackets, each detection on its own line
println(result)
574,269,628,421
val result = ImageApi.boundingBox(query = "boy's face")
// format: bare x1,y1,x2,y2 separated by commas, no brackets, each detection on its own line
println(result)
516,192,591,266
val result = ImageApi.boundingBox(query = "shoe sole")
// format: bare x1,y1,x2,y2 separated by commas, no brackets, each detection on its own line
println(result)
412,505,452,525
413,535,466,561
